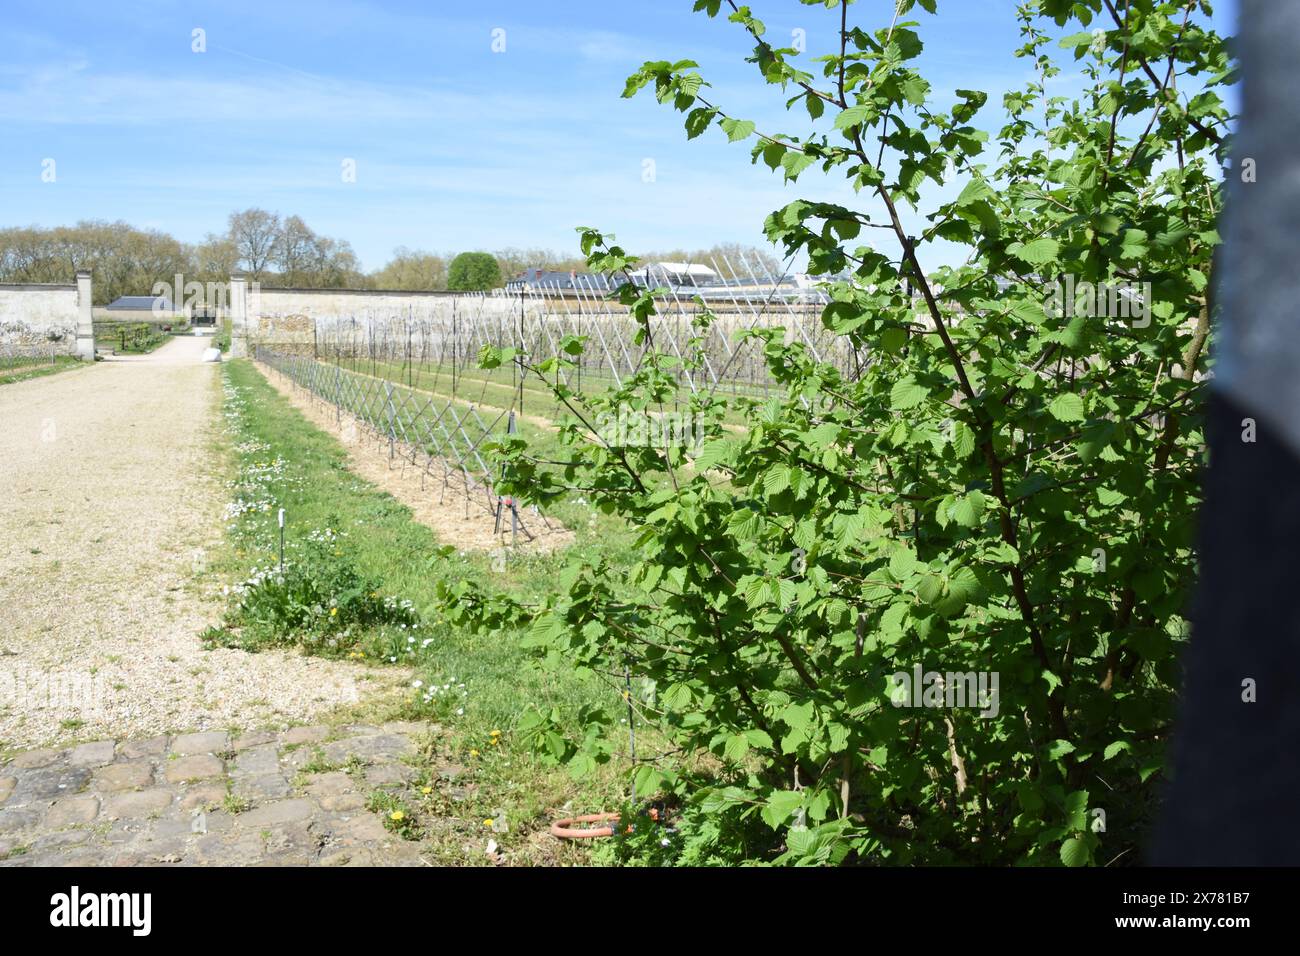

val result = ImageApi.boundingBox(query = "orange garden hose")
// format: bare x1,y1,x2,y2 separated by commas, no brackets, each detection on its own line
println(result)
550,806,663,840
550,812,622,839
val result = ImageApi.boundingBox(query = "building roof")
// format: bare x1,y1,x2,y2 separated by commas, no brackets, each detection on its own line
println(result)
643,262,719,277
106,295,175,311
504,270,620,291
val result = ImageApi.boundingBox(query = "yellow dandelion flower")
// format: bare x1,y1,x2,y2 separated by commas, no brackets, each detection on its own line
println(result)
490,729,502,736
390,810,405,821
483,819,494,827
330,608,338,617
421,786,432,795
470,749,479,757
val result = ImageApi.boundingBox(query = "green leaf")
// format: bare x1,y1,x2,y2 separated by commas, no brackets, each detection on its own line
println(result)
762,790,804,829
1060,837,1090,867
763,466,792,496
835,104,873,130
950,420,976,458
742,575,770,607
955,177,994,208
889,547,921,580
890,376,928,410
1103,740,1132,760
693,438,733,471
1046,739,1076,762
567,751,597,780
720,117,756,142
880,326,907,354
1059,31,1095,49
723,733,750,762
1064,790,1090,831
1047,392,1086,422
661,682,693,711
781,150,816,182
1008,238,1061,266
950,491,986,528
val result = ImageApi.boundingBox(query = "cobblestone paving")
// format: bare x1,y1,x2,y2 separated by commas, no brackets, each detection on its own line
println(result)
0,722,441,866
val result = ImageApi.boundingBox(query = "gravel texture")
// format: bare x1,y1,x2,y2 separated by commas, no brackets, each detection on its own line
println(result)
0,337,400,751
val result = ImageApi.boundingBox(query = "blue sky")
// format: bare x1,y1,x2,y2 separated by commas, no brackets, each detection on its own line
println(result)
0,0,1237,272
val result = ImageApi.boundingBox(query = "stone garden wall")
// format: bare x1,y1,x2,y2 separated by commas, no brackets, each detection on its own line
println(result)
0,274,94,361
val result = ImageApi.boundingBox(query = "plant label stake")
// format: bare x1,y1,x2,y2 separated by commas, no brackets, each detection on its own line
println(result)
625,663,637,805
508,410,519,547
278,508,285,573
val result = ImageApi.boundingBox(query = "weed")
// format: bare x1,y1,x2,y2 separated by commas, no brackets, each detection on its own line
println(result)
366,790,421,840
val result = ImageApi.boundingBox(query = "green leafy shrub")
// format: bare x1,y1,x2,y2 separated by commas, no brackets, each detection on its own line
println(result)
443,0,1230,866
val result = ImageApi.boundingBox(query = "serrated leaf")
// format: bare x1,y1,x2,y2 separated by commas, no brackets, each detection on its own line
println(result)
762,790,804,829
1048,392,1086,422
661,682,692,711
835,104,873,130
1008,238,1061,266
723,733,750,762
951,420,976,458
763,465,791,495
693,437,733,471
890,376,928,410
956,176,994,207
720,117,756,142
1103,740,1132,760
950,491,986,528
1046,739,1076,761
1060,836,1090,867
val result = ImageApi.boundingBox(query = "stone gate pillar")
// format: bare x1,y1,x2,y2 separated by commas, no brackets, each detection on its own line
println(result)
229,274,248,358
75,271,94,361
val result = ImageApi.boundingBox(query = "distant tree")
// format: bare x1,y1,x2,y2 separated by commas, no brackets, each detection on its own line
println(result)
227,208,280,279
273,215,318,285
447,251,502,291
300,235,363,289
192,234,240,284
372,248,448,290
0,220,190,305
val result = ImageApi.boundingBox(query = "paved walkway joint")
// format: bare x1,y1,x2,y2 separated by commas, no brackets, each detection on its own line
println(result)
0,722,440,866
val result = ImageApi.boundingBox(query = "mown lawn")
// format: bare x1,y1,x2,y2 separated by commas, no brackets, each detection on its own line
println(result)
213,359,639,863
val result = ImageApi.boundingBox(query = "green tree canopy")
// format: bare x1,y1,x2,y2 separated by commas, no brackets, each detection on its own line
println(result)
447,251,503,291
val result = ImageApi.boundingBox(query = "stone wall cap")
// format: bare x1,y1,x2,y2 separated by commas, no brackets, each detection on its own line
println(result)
257,286,463,297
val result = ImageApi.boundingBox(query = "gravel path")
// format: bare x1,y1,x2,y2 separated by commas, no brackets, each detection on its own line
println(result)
0,337,400,752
